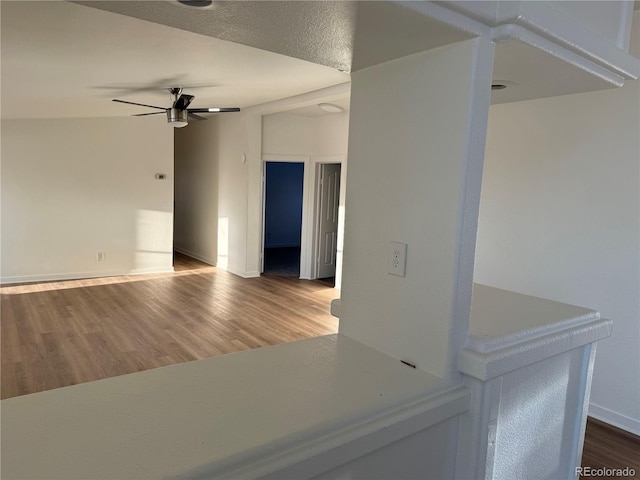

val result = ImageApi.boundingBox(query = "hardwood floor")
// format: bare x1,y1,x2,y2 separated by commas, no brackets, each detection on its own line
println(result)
1,253,338,399
580,417,640,479
2,254,638,474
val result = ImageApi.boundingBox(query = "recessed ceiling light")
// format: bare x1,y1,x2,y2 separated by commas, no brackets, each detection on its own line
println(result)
491,80,519,91
318,103,344,113
175,0,214,9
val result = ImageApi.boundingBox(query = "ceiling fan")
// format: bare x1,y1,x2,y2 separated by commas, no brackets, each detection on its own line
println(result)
113,87,240,128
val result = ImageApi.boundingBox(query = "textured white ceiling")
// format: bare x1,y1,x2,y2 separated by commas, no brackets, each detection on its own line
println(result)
0,1,350,119
2,1,637,120
74,0,358,73
1,0,477,121
78,1,475,72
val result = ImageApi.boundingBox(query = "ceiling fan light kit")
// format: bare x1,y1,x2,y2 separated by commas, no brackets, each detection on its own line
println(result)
490,79,519,91
113,87,240,128
167,108,189,128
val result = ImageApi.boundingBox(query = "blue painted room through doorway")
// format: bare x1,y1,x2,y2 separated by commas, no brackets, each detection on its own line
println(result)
263,161,304,276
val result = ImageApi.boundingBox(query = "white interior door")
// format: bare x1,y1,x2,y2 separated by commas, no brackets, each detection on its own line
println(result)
317,163,341,279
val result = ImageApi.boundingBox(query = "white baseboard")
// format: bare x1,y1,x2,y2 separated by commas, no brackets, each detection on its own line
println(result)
1,266,175,285
225,265,260,279
173,247,216,266
130,266,176,275
589,402,640,436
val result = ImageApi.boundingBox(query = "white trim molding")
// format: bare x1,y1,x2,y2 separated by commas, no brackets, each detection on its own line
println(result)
1,266,175,285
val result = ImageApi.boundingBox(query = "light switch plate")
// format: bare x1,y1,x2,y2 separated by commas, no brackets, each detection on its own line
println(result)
388,241,407,277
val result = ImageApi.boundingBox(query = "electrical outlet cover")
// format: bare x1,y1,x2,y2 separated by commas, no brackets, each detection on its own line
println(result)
387,241,407,277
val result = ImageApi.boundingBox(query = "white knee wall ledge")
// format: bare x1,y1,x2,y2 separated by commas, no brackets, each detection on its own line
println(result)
1,334,468,480
459,284,612,381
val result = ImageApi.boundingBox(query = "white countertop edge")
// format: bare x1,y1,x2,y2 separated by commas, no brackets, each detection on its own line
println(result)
465,308,601,353
458,317,612,381
467,284,602,353
207,384,469,480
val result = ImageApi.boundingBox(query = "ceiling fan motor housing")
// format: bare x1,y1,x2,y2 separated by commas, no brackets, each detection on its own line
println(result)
167,108,189,127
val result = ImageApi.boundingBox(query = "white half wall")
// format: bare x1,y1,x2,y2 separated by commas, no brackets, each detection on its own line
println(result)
339,38,494,379
475,75,640,433
1,117,174,283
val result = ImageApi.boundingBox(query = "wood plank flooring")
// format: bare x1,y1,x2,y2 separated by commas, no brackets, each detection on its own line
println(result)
1,253,338,399
580,417,640,479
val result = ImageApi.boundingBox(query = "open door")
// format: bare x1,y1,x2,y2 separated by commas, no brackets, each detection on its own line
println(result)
316,163,341,279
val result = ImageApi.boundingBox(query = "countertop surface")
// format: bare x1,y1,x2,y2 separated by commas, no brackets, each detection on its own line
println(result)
468,283,601,353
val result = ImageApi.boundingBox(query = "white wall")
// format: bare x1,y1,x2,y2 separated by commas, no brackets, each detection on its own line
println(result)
174,117,220,265
261,110,350,156
262,114,315,155
174,113,254,276
217,113,256,276
313,113,351,156
339,38,494,379
1,117,174,283
475,75,640,433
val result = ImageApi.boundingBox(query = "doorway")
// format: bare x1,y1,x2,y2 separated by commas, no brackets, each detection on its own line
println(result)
263,161,305,276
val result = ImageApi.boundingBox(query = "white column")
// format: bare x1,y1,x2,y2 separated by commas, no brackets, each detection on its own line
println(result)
339,37,494,380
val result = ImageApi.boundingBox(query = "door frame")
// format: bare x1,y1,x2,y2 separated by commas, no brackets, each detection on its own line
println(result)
261,155,311,278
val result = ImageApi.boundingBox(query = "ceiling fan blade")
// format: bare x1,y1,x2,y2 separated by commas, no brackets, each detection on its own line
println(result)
187,107,241,113
188,112,208,121
96,75,218,91
113,99,166,110
173,94,195,110
132,111,166,117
